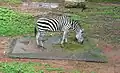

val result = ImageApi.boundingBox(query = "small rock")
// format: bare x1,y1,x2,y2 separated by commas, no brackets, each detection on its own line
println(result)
1,41,6,44
64,1,87,12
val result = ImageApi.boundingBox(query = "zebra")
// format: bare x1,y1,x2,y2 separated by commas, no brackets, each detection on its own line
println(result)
34,15,84,47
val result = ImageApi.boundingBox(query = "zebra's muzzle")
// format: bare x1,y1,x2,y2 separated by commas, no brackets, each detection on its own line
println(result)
80,40,84,44
74,38,78,41
74,38,84,44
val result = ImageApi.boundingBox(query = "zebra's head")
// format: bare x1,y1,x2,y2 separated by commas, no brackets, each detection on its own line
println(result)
76,28,84,44
71,20,84,44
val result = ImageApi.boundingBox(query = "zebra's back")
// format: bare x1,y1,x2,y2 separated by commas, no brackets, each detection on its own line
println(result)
36,16,71,32
37,17,60,32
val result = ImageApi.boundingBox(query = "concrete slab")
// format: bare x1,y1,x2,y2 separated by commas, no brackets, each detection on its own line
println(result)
6,36,107,62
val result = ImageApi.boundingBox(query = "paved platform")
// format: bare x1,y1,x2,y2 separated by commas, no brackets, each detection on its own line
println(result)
6,36,107,62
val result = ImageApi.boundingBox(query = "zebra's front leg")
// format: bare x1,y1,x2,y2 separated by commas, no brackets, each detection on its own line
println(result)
39,37,43,47
65,37,68,43
65,32,68,43
39,31,46,47
61,31,67,44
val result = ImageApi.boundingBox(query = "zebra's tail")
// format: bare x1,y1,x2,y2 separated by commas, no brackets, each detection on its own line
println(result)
34,24,37,36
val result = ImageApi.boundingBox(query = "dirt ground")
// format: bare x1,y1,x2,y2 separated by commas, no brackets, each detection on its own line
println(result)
0,1,120,73
0,37,120,73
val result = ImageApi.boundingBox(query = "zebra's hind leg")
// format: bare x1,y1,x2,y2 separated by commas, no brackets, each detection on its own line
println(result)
36,32,40,46
36,31,43,47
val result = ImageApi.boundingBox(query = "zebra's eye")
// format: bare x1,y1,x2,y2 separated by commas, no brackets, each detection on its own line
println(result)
80,29,84,33
81,31,84,33
81,29,84,32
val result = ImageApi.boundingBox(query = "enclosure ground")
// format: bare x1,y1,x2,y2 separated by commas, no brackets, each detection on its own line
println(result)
0,1,120,73
0,32,120,73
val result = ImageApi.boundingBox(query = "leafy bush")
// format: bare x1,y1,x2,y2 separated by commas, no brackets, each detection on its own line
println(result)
0,7,34,36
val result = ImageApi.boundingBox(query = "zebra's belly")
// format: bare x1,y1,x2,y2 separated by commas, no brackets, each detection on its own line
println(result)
39,29,64,32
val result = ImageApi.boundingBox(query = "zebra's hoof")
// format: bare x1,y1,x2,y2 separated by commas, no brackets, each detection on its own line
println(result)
74,38,77,41
37,45,43,48
37,45,46,50
60,44,64,48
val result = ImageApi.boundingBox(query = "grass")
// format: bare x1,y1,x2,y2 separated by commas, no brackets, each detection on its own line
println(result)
0,0,22,4
88,0,120,2
52,32,98,52
0,1,119,50
66,2,120,44
0,0,54,3
0,62,96,73
1,0,120,3
50,2,119,52
0,1,119,73
32,0,42,2
0,62,64,73
0,7,35,36
0,1,119,51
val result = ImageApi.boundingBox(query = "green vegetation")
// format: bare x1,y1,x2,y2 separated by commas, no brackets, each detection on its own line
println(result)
32,0,42,2
0,62,64,73
59,5,120,51
66,3,120,44
0,0,52,3
0,7,34,36
50,2,119,53
0,62,96,73
0,1,119,73
88,0,120,2
0,0,22,4
1,0,120,3
53,32,98,52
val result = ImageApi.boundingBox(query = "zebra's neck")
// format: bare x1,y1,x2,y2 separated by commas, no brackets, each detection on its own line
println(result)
55,15,71,29
71,20,81,34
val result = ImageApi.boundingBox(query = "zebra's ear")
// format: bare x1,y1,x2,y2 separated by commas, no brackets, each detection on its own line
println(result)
75,20,80,23
82,29,84,31
81,29,84,33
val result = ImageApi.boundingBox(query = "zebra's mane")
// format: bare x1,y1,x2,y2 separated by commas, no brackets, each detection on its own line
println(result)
70,19,81,33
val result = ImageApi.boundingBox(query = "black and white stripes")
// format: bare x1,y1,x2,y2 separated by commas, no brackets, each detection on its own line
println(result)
36,16,70,32
35,15,84,47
